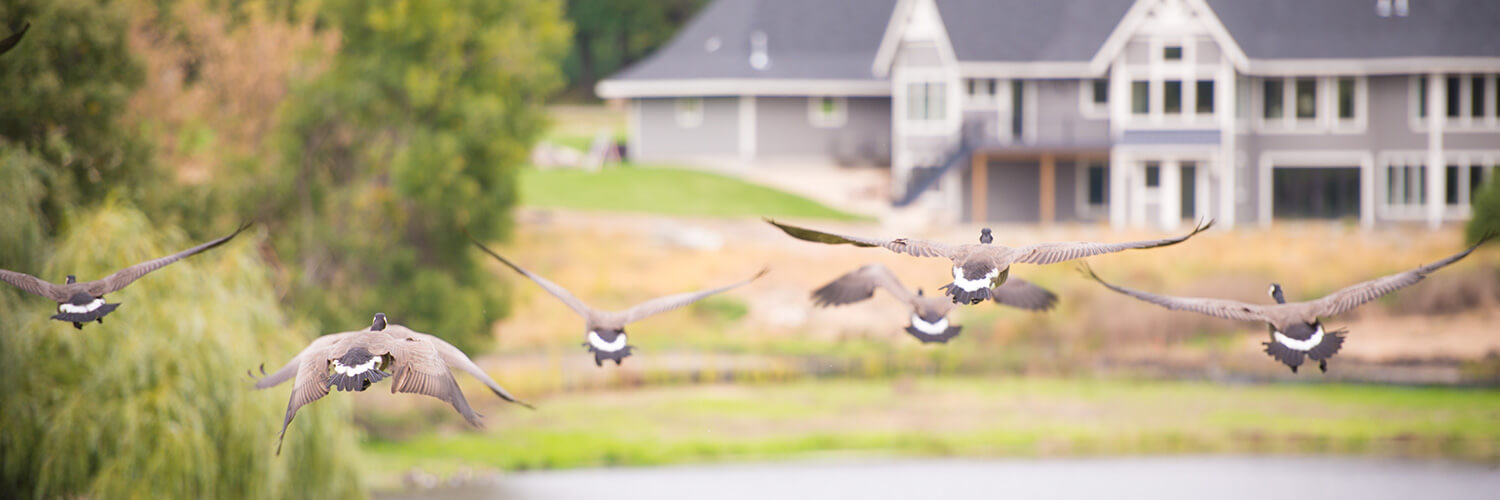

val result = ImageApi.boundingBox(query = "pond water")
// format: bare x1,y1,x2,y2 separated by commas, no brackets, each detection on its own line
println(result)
377,456,1500,500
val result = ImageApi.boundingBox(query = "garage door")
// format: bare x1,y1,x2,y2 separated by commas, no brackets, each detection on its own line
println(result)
1273,167,1360,220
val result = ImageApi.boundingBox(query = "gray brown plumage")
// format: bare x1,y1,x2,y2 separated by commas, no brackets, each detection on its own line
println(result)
0,222,251,329
812,263,1055,344
469,234,767,366
253,313,531,455
767,218,1210,305
1078,235,1492,373
0,22,26,56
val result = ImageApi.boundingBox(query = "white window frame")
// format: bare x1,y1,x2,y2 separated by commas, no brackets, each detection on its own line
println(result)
1079,78,1109,119
807,96,847,128
1257,150,1375,228
1257,77,1368,134
1330,76,1369,134
903,79,950,133
1377,151,1429,220
965,78,997,108
675,97,704,128
1075,159,1111,219
1410,74,1500,133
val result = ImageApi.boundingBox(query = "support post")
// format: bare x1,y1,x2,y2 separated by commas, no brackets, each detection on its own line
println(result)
1040,153,1056,224
971,152,987,223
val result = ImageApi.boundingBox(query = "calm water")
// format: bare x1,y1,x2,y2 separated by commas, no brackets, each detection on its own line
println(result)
377,456,1500,500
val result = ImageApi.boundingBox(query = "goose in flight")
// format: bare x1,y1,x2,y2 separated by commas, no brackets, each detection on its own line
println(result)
0,223,251,329
1078,235,1492,373
766,218,1210,305
252,313,532,454
469,235,766,366
812,263,1056,343
0,22,27,56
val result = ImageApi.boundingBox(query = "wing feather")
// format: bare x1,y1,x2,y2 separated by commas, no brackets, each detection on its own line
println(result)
389,335,482,427
275,354,331,455
1079,261,1271,322
989,277,1059,311
0,269,67,301
401,328,533,409
765,218,955,258
617,268,768,324
469,234,593,318
87,223,251,296
1307,236,1491,318
811,263,915,307
1013,219,1212,265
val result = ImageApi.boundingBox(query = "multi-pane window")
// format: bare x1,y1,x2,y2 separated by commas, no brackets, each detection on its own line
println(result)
1132,81,1149,114
1471,76,1486,118
1446,76,1462,118
1414,74,1500,125
907,82,946,122
1010,81,1025,140
1144,162,1161,188
966,78,996,102
1295,78,1317,119
1337,78,1356,119
1163,80,1182,114
1196,80,1214,114
1444,161,1497,207
1264,80,1284,119
1386,160,1427,207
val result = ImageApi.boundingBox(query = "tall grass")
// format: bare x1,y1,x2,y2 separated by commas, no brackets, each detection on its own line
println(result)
0,203,364,498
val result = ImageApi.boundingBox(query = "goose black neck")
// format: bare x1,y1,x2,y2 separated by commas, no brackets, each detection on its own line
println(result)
979,228,993,245
1269,284,1286,304
371,313,387,331
65,275,76,284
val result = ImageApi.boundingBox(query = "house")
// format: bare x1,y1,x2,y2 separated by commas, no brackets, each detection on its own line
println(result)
597,0,1500,229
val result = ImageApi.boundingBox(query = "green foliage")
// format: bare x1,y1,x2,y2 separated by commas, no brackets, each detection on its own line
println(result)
233,0,570,352
0,0,152,229
519,165,868,220
0,144,49,270
0,203,365,499
562,0,705,96
1466,176,1500,244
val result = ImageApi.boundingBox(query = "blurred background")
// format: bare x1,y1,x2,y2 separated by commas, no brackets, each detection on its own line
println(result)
1,0,1498,498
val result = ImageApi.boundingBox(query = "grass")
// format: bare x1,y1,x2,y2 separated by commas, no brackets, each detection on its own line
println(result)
518,165,867,220
361,377,1500,488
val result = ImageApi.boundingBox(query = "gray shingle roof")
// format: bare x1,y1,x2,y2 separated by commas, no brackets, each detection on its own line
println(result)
937,0,1133,62
1206,0,1500,59
609,0,899,82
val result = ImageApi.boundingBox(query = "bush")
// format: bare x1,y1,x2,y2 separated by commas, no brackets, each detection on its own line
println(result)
0,204,364,499
1467,176,1500,244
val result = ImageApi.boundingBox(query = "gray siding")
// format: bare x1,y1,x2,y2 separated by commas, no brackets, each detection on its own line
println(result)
635,97,740,160
1032,79,1111,146
1055,161,1080,221
755,97,892,163
961,161,1042,223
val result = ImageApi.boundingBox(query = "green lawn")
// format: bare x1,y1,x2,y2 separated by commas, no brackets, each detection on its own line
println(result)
362,377,1500,487
518,165,867,220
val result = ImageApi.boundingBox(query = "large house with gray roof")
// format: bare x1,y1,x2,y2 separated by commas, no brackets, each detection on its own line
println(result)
597,0,1500,229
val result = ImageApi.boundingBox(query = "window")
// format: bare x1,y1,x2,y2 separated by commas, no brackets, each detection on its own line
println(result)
1163,45,1182,61
1472,165,1494,204
675,97,703,127
1446,165,1461,205
1446,76,1462,118
1337,78,1356,119
1417,77,1428,118
1132,81,1149,114
1010,81,1025,140
1087,163,1108,207
907,82,946,122
808,96,846,128
1163,80,1182,114
966,78,996,101
1264,79,1283,119
1145,162,1161,188
1092,79,1108,106
1196,80,1214,114
1472,76,1486,119
1386,161,1427,207
1295,78,1317,119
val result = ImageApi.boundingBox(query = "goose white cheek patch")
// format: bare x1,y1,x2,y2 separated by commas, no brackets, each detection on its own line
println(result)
58,298,106,314
909,314,949,335
951,267,998,292
588,331,628,352
333,358,380,375
1273,325,1325,352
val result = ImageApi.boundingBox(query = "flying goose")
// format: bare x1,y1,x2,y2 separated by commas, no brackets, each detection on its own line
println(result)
766,218,1211,305
1078,235,1492,373
812,263,1057,343
252,313,532,454
469,236,767,366
0,22,27,56
0,222,251,329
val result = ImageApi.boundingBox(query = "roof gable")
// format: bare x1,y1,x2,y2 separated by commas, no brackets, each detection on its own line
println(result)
1207,0,1500,60
940,0,1134,63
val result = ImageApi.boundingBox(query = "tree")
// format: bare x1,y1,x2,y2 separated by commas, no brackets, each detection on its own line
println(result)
0,0,152,230
251,0,571,351
1467,176,1500,244
0,204,365,499
563,0,704,97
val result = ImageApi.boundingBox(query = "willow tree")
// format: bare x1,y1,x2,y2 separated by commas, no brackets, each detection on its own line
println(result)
0,204,364,499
